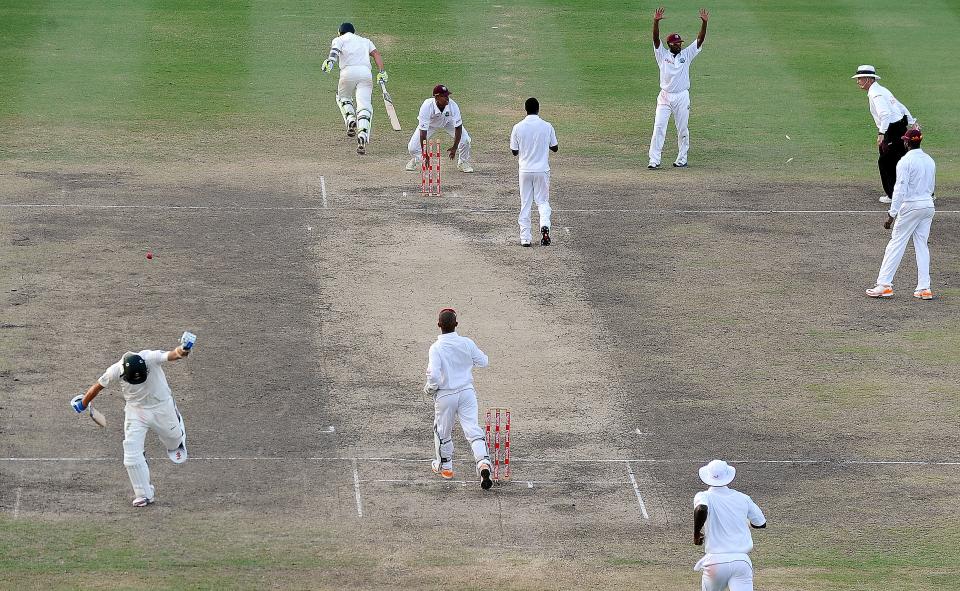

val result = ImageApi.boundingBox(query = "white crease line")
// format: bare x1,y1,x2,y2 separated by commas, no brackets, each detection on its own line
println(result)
351,459,363,518
626,462,650,520
1,456,958,466
2,203,958,215
13,488,22,519
363,479,629,486
320,175,327,209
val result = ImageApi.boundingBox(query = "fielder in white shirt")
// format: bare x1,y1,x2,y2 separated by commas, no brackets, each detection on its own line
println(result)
71,334,196,507
866,129,936,300
423,308,493,490
405,84,474,173
510,97,559,247
852,65,918,203
321,22,387,155
693,460,767,591
648,7,709,169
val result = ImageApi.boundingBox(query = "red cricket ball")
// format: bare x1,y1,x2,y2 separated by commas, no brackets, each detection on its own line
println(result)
146,252,153,260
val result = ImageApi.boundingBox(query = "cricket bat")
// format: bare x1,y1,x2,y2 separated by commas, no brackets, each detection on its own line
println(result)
89,405,107,428
379,80,402,131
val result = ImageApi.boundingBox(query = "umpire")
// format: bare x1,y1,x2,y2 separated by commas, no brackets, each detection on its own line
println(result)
852,65,917,204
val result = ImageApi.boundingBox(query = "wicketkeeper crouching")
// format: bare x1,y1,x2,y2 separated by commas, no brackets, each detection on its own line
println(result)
71,332,196,507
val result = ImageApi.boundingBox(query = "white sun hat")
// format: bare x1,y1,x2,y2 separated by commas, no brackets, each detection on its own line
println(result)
699,459,736,486
852,65,881,79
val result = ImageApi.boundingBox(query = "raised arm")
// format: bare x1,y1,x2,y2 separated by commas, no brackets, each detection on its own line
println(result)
653,7,664,48
696,8,709,48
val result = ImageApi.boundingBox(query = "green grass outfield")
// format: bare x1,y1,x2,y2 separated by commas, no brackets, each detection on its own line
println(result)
1,0,958,184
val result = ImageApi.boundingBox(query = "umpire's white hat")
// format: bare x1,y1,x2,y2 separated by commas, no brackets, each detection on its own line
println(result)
852,65,881,79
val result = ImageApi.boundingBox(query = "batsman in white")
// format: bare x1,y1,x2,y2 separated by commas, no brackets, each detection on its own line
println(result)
70,332,196,507
405,84,474,173
423,308,493,490
321,22,387,155
647,7,709,169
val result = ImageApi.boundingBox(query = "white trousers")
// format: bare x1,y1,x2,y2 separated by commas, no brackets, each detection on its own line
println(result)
518,171,552,243
407,125,472,163
701,561,754,591
648,89,690,166
876,203,935,290
337,65,373,141
433,387,488,465
122,397,186,499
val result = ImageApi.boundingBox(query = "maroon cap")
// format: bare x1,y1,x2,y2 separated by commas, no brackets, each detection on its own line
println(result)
901,129,922,144
433,84,451,97
666,33,682,44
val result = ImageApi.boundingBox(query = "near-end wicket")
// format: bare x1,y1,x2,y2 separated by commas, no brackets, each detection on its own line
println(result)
421,140,441,196
484,408,511,482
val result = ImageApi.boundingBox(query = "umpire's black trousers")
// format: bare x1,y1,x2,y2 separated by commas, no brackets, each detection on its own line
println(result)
878,116,909,197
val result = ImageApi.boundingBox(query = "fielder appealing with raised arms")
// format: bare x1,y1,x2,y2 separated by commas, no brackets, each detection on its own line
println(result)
865,129,936,300
321,22,388,155
693,460,767,591
648,7,708,169
423,309,493,490
852,65,917,203
71,332,196,507
511,97,559,247
405,85,474,173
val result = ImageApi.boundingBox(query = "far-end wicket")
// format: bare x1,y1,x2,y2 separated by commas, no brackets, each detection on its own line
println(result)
421,140,441,196
484,408,511,482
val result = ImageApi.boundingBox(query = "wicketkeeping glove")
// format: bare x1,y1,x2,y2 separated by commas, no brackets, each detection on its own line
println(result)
71,394,86,413
377,70,388,84
321,59,335,73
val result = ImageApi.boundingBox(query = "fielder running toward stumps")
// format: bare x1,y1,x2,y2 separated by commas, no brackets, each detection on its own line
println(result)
423,308,493,490
647,7,708,169
70,332,196,507
693,460,767,591
405,84,474,173
321,22,387,155
510,97,559,247
865,128,936,300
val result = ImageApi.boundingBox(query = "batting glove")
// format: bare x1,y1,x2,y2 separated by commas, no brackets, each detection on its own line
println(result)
423,383,439,396
180,331,197,350
377,70,388,84
71,394,86,413
321,59,335,73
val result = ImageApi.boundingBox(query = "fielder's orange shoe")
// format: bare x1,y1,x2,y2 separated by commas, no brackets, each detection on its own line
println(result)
431,459,454,479
865,285,893,298
913,289,934,300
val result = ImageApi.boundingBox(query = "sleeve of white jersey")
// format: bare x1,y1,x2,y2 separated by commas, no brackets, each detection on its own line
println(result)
693,490,708,507
470,339,489,368
417,100,432,131
549,123,558,148
747,496,766,526
685,42,702,60
450,101,463,127
98,360,123,388
510,124,519,151
425,344,443,387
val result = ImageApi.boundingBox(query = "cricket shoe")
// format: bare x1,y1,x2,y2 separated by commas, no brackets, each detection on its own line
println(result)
647,163,660,169
878,195,892,203
477,458,493,491
132,496,155,508
865,284,893,298
167,442,188,464
356,137,367,155
347,120,357,138
405,157,420,171
457,161,474,173
673,162,688,168
913,288,934,300
540,226,551,246
520,241,531,247
431,459,454,479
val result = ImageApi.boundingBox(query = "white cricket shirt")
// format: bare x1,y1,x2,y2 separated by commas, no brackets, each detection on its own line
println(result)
425,332,488,395
330,32,376,70
693,486,766,570
890,148,936,217
867,82,915,133
99,350,173,407
417,98,463,131
510,115,558,173
654,42,701,93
